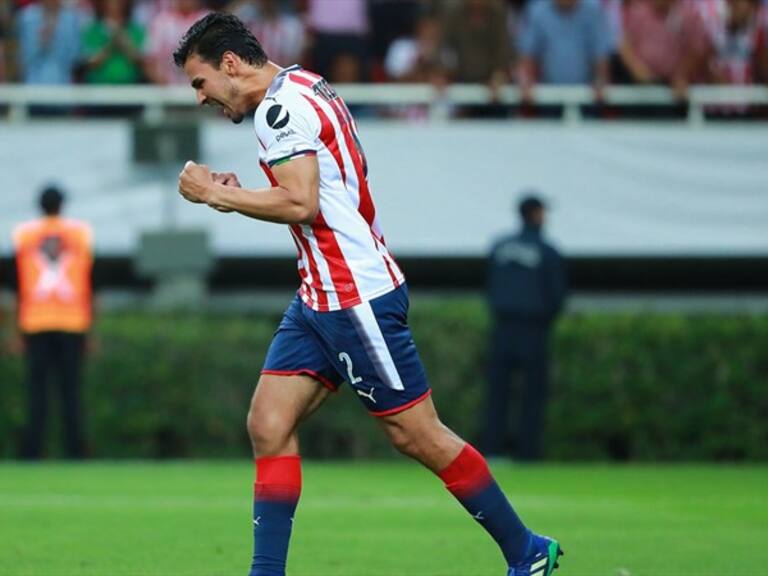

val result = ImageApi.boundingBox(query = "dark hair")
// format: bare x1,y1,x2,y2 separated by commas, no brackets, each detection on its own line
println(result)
518,195,545,224
173,13,268,69
40,185,65,216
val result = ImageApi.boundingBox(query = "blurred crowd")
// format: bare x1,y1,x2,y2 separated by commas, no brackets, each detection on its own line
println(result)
1,0,767,98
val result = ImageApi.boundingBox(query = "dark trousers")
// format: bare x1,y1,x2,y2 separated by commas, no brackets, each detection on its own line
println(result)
482,319,551,461
20,331,86,459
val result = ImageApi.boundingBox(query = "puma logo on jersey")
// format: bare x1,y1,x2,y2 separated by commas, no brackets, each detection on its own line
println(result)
356,387,376,404
266,104,290,129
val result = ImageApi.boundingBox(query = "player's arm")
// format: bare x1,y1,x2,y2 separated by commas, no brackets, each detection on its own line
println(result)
178,157,319,225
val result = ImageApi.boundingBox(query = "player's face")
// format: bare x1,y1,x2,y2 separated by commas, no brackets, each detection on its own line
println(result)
184,54,247,124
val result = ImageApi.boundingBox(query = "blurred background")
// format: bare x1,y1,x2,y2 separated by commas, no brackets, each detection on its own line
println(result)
0,0,767,463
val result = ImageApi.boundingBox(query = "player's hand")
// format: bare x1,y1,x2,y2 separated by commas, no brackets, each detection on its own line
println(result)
178,161,213,204
212,171,242,188
208,172,241,213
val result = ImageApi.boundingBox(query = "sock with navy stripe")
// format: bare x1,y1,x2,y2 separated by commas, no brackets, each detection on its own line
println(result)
438,444,532,566
249,455,302,576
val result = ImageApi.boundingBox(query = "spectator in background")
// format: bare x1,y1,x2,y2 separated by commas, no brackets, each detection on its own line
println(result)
13,186,94,459
601,0,630,83
0,0,14,81
517,0,611,103
701,0,768,85
306,0,369,82
144,0,208,84
0,11,7,82
131,0,171,27
229,0,305,67
619,0,708,99
506,0,528,37
384,12,448,118
603,0,624,52
443,0,510,97
482,195,567,462
763,0,768,30
15,1,41,10
17,0,81,84
762,1,768,81
370,0,422,76
80,0,146,84
384,14,446,82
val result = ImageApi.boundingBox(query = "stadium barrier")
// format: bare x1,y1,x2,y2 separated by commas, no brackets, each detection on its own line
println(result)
1,115,766,259
1,84,768,124
1,302,765,461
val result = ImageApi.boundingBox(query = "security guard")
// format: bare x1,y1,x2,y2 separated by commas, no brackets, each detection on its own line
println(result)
483,195,567,461
13,186,93,459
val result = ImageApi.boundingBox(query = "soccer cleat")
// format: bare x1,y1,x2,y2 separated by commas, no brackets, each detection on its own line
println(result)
507,534,564,576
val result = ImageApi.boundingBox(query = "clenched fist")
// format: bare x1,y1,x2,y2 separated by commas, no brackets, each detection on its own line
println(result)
178,161,213,204
212,171,242,188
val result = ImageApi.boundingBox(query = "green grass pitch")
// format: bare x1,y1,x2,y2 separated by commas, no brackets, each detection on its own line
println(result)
1,462,766,576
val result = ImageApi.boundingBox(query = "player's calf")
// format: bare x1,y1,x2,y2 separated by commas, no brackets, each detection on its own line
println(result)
378,397,539,569
378,395,464,472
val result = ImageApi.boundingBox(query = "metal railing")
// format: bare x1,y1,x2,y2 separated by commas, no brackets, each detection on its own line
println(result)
0,83,767,124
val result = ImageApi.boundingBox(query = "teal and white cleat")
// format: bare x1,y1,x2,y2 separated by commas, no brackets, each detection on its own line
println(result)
507,534,563,576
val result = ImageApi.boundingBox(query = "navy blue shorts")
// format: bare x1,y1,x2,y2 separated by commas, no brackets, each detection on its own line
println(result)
262,284,432,416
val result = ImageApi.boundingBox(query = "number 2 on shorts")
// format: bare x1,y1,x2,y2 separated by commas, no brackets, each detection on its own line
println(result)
338,352,363,384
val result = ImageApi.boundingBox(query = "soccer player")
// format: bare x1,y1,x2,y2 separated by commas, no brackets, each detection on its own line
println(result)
173,13,563,576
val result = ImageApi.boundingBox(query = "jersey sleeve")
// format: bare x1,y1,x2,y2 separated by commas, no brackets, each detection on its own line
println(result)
255,95,320,168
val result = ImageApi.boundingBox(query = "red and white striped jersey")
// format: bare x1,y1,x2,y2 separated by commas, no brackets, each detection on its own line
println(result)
253,66,405,312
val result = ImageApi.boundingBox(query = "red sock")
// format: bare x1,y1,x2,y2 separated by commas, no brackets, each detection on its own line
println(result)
439,444,494,498
250,456,302,576
254,455,302,502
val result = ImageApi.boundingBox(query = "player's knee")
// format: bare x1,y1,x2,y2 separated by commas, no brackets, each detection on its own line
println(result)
246,405,292,456
388,427,424,460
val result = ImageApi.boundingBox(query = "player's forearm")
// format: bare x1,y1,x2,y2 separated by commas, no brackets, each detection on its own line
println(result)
207,183,317,225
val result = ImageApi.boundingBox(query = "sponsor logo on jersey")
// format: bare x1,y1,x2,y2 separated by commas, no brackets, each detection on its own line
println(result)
275,128,296,142
266,104,290,129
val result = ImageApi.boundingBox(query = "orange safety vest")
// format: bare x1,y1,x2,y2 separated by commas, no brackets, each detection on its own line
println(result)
13,217,93,334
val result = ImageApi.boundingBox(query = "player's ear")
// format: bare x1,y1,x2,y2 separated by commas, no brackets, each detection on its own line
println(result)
220,52,239,75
